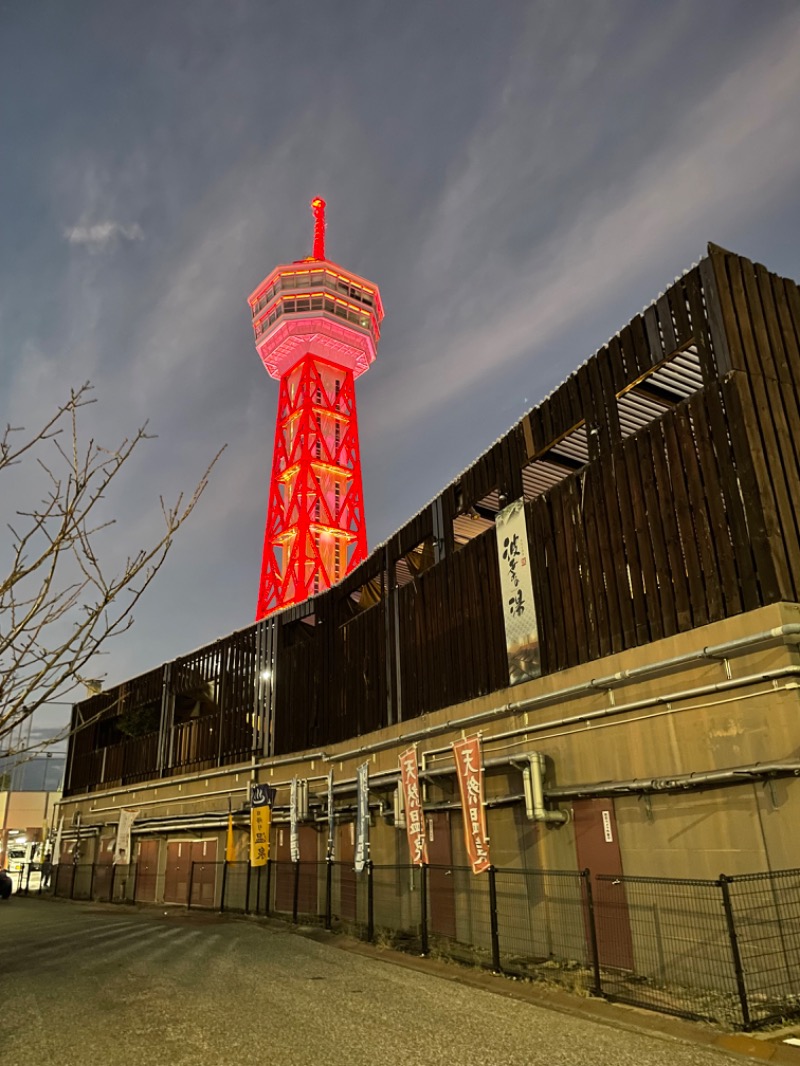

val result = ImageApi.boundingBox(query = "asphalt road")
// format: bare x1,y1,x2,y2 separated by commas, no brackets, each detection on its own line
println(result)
0,897,748,1066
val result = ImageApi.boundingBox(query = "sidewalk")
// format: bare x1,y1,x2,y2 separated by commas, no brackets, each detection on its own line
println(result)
30,894,800,1064
301,919,800,1065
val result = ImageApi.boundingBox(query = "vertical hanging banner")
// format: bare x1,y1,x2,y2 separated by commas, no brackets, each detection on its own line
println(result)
399,747,428,866
354,762,370,873
53,816,64,866
290,777,300,862
250,783,274,867
453,736,491,874
496,499,541,684
226,812,236,863
327,770,335,860
112,808,139,865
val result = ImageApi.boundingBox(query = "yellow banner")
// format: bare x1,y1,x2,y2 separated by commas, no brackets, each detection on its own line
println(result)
250,804,271,866
226,813,236,863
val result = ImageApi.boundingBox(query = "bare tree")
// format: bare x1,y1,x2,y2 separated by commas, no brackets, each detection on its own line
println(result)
0,382,223,751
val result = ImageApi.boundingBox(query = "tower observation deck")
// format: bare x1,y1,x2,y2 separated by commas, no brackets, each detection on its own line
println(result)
249,199,384,620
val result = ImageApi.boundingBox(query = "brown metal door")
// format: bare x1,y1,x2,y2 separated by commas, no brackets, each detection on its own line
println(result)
91,837,115,899
427,812,456,938
337,822,357,921
190,839,217,908
296,826,318,917
274,826,293,913
573,798,634,970
273,825,318,916
164,841,192,904
135,839,159,902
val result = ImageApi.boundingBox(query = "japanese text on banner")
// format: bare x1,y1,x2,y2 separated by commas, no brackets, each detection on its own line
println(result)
354,762,370,873
399,746,428,866
290,777,300,862
495,499,540,684
113,808,139,866
250,783,274,867
327,770,335,860
453,736,491,874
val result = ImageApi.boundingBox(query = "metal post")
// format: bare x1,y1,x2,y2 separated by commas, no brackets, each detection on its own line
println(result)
325,858,333,931
88,862,96,901
256,865,263,916
582,870,603,996
70,864,77,900
245,862,252,915
420,863,429,956
292,860,300,923
366,860,375,943
220,861,229,913
487,865,501,974
109,863,117,903
720,875,751,1029
131,861,139,904
187,861,195,909
265,858,272,917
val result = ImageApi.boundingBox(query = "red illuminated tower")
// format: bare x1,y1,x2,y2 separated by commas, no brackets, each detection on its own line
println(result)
249,199,384,619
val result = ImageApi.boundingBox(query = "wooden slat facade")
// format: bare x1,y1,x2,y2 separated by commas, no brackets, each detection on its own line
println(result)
65,245,800,793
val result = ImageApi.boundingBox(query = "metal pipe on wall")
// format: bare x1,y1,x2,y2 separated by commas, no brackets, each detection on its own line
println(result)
327,625,800,763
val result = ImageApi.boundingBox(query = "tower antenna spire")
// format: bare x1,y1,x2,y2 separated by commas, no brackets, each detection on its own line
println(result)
311,196,326,260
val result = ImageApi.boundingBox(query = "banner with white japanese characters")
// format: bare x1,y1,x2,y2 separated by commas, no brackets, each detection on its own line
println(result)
496,498,540,684
327,770,335,860
399,746,428,866
453,735,491,874
112,808,139,865
354,762,370,873
250,783,274,867
290,777,300,863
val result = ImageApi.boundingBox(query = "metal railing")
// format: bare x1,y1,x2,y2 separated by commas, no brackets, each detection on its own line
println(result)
45,859,800,1030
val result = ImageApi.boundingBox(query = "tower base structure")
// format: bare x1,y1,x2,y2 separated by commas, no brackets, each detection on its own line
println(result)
256,352,368,618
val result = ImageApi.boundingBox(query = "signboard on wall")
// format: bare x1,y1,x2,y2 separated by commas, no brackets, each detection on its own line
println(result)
327,770,335,860
495,498,540,684
250,783,274,867
453,735,491,875
112,808,139,865
399,746,428,866
354,762,370,873
290,777,300,863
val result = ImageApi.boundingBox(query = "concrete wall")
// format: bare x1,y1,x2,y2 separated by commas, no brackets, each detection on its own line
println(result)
58,602,800,885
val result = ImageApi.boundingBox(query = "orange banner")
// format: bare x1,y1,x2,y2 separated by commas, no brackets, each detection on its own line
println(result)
453,735,491,874
399,746,428,866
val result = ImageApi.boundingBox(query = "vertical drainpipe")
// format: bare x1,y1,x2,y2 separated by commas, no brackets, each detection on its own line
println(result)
157,662,174,777
386,545,398,729
265,619,276,759
252,620,264,758
521,753,569,825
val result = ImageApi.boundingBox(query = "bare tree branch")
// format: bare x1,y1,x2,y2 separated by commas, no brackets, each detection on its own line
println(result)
0,384,225,746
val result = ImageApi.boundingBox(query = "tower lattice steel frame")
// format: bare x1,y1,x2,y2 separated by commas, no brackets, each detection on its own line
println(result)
248,199,384,619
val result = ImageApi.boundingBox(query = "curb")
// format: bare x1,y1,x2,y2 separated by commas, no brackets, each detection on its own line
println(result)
327,934,800,1065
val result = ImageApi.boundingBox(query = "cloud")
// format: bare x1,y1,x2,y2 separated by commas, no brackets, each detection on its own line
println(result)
63,221,143,249
375,7,800,435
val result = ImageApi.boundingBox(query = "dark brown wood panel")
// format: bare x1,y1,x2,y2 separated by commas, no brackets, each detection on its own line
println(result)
66,248,800,791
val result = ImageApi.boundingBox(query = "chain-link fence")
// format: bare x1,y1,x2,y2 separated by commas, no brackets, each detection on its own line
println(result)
46,859,800,1030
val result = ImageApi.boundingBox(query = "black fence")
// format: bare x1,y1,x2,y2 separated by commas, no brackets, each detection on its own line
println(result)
45,859,800,1030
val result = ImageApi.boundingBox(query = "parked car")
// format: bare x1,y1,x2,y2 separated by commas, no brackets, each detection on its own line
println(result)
0,868,12,900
